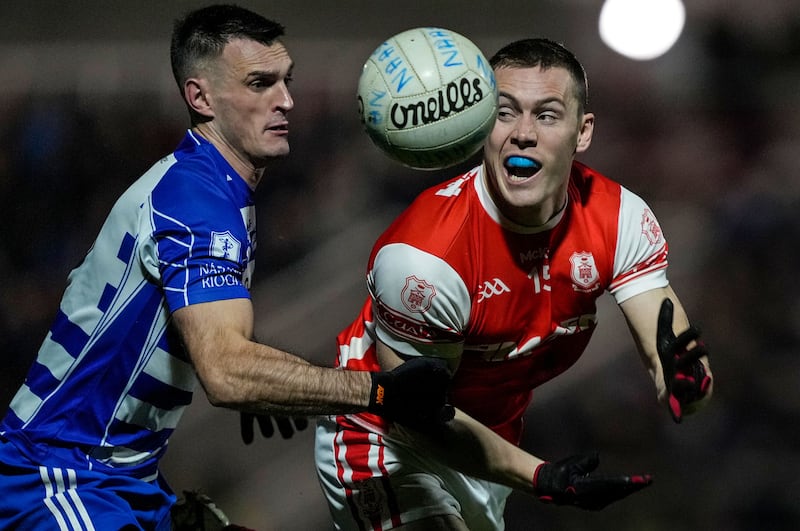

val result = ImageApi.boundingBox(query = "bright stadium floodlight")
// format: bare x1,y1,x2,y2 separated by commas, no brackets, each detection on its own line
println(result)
599,0,686,60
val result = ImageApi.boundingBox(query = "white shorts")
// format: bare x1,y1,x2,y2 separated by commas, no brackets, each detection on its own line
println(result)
314,415,512,531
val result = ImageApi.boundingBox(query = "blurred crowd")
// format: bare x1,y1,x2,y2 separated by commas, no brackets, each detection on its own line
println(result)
2,3,799,530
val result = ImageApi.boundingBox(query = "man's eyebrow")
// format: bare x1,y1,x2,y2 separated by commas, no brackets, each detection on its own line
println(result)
245,62,294,80
499,92,566,108
536,96,567,108
246,69,277,78
498,91,520,109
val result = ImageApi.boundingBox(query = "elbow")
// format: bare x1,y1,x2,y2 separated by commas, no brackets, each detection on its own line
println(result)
188,334,254,409
195,362,243,409
204,388,231,408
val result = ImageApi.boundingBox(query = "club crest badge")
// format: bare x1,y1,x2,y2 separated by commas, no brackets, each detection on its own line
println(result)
570,251,600,292
210,230,241,261
354,478,388,523
401,275,436,313
641,208,663,245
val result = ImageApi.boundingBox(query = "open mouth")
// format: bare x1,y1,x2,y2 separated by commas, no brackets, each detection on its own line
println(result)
504,155,541,181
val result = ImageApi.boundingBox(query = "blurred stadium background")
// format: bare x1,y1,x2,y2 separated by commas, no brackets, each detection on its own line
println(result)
1,1,799,529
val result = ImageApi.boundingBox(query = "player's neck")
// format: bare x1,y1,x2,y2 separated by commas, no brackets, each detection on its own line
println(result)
192,126,263,190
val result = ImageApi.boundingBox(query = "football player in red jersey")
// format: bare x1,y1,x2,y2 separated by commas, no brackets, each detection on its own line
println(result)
312,38,713,530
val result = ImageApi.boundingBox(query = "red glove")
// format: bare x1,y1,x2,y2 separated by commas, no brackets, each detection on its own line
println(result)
656,298,712,423
532,453,653,510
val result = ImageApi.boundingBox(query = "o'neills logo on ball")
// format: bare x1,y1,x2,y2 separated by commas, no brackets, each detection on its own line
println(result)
390,76,484,129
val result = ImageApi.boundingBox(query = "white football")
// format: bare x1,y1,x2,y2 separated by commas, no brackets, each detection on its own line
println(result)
357,27,498,170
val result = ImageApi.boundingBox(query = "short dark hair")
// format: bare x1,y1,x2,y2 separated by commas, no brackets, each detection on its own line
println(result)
170,4,285,90
490,38,589,112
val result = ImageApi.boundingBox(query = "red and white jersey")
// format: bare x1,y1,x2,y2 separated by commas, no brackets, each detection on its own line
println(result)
336,161,668,444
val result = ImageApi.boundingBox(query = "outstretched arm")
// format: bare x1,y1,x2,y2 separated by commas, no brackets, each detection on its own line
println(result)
620,285,713,421
376,340,652,510
173,298,371,415
173,298,452,425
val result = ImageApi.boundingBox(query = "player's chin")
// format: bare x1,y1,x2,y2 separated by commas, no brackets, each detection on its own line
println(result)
252,148,290,168
263,141,291,159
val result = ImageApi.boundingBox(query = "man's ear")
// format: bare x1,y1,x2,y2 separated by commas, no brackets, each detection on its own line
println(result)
184,78,214,119
575,112,594,154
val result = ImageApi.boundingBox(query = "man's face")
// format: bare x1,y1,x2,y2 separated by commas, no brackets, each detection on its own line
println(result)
483,65,593,226
206,38,294,167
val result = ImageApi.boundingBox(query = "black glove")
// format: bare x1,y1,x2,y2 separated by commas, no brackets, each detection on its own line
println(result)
533,453,653,510
367,356,455,430
656,298,712,423
172,490,255,530
240,412,308,444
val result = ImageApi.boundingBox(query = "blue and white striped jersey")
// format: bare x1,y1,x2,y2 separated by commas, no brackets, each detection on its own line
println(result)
1,130,256,480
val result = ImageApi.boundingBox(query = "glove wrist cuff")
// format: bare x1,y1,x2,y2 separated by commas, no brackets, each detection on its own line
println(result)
532,462,545,489
367,371,389,414
532,461,554,500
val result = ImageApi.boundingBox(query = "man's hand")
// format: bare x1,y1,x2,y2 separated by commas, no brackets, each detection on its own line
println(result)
367,357,455,431
533,454,653,510
657,298,712,423
240,413,308,444
172,490,255,530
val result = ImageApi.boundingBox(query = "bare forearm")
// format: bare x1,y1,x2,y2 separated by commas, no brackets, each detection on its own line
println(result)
172,299,373,416
407,409,541,494
373,338,539,491
202,340,372,415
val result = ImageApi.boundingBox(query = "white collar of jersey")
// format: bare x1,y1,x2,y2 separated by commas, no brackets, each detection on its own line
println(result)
475,164,567,234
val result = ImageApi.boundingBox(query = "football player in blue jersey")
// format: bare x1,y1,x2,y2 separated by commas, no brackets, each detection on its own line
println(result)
0,5,452,530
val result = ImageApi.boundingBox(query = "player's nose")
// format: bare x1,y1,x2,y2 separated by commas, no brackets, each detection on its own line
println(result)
511,115,537,146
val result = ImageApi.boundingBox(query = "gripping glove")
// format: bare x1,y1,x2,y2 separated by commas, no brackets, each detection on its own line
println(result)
367,356,455,431
533,453,653,510
656,298,712,423
240,413,308,444
172,490,255,530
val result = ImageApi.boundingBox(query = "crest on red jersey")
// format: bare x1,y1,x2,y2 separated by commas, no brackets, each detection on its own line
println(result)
401,275,436,313
570,251,600,291
641,208,663,245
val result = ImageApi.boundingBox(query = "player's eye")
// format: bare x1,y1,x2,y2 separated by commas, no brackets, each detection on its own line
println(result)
249,78,269,90
497,106,515,120
537,111,558,123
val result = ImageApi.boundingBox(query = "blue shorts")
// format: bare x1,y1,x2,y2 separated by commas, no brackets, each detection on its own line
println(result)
0,438,175,530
